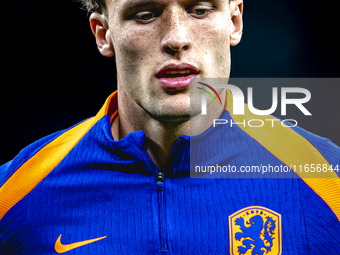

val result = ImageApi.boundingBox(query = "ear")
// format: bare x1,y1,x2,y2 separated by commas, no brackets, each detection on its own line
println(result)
230,0,243,46
89,12,115,57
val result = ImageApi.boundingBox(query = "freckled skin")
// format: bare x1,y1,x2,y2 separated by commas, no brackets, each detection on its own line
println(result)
90,0,243,168
107,0,233,120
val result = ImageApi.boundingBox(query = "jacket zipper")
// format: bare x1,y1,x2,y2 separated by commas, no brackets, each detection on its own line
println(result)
156,170,169,253
141,138,183,253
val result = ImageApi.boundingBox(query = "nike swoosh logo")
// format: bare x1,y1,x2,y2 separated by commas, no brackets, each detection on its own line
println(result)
55,234,107,253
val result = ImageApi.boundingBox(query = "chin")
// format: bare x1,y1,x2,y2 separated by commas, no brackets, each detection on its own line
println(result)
157,114,191,123
154,103,205,124
158,108,191,122
143,93,201,122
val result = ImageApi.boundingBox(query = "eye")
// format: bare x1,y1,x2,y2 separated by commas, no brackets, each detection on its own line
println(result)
189,5,214,18
195,9,209,15
134,11,156,23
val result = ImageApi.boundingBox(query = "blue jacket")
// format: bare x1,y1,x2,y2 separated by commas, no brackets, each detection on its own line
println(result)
1,91,339,254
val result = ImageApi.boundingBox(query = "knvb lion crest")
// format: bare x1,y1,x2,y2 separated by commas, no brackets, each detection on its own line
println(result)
229,206,282,255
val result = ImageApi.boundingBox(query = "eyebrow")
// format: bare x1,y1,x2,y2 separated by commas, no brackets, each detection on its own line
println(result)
121,0,215,18
121,0,165,17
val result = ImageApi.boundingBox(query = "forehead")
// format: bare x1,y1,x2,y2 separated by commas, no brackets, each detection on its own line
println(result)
107,0,227,15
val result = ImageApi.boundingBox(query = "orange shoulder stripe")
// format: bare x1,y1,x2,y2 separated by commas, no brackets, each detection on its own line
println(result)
0,91,117,220
225,89,340,222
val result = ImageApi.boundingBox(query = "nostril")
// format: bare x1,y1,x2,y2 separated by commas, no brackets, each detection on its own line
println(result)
161,32,192,54
169,44,187,52
162,41,191,55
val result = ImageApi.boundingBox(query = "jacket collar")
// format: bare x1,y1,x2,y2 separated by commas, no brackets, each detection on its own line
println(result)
93,91,230,177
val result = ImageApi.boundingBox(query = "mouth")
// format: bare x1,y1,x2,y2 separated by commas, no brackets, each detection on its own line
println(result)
156,63,199,90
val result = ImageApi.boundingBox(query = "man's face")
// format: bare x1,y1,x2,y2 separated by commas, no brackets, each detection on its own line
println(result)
104,0,240,121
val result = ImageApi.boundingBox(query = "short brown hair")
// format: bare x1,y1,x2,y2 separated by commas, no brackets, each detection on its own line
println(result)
79,0,107,14
79,0,233,15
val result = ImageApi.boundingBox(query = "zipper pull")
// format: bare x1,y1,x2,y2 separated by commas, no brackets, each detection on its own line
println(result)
157,172,164,190
157,172,164,183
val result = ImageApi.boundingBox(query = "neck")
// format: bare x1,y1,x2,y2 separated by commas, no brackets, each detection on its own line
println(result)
111,88,226,170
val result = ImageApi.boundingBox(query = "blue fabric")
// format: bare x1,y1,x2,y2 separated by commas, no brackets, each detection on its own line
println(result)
0,119,90,187
291,125,340,178
0,131,63,187
1,112,339,254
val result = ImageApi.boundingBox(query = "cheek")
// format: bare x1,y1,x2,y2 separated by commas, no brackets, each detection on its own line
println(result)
111,23,162,103
113,24,158,68
111,24,160,96
195,17,231,76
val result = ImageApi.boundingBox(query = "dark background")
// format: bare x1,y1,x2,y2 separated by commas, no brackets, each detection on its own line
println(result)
3,0,339,164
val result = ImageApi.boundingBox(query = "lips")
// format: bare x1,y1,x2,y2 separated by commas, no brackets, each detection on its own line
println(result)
156,63,199,90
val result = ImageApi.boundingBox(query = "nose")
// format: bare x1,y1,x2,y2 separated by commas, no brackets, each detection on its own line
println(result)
161,7,192,55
